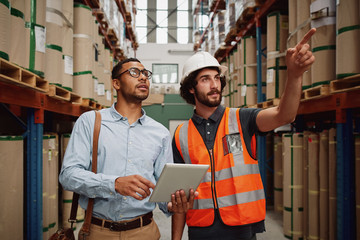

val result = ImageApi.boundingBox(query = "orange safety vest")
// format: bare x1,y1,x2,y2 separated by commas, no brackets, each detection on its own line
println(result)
174,108,266,227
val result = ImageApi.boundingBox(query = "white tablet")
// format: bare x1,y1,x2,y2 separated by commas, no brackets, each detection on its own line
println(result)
149,163,209,202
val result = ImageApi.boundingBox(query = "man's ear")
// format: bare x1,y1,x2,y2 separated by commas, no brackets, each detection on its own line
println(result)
189,87,195,94
113,79,120,90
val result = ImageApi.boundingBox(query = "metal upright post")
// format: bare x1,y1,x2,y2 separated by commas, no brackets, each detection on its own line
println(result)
27,108,44,240
336,108,356,239
256,19,267,196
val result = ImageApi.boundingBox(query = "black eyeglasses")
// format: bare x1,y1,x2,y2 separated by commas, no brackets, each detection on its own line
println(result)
116,67,152,80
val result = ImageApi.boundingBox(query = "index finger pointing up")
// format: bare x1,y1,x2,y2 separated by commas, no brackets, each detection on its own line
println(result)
296,28,316,51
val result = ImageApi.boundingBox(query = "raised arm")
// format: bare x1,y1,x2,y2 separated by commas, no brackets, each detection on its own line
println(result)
256,28,316,132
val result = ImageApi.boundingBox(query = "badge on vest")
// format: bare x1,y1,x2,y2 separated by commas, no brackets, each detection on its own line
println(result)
222,133,243,156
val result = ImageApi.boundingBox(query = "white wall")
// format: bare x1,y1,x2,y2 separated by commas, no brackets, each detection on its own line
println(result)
134,43,194,93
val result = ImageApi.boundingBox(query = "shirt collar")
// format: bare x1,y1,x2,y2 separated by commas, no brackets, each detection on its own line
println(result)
110,103,146,125
192,105,225,124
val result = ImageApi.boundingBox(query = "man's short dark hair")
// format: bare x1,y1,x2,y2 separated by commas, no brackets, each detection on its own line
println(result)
112,58,141,79
180,67,227,105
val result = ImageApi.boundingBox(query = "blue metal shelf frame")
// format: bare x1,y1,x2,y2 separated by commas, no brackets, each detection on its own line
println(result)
336,109,356,239
26,108,43,240
255,19,268,198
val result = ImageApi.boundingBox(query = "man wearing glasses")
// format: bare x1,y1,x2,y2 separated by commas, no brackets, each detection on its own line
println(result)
60,58,195,240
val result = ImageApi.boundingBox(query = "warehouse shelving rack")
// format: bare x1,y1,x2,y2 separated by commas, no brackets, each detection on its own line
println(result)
0,79,93,239
193,0,360,239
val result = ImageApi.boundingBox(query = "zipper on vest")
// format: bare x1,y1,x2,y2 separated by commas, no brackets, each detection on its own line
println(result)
208,148,219,209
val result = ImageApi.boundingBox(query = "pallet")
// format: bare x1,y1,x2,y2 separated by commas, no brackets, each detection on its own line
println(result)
224,28,238,45
48,85,71,101
330,74,360,93
81,98,97,109
236,7,257,29
0,57,49,93
257,98,280,108
70,92,82,104
301,84,330,101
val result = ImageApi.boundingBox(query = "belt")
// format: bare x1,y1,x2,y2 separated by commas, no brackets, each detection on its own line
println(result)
91,212,153,231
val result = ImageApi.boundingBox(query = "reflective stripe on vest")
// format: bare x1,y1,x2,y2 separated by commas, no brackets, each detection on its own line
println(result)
175,107,266,227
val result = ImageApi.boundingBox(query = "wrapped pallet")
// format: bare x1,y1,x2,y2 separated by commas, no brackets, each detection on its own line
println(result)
25,0,46,77
310,0,336,86
328,128,337,240
274,134,283,213
282,133,304,240
0,0,10,61
9,0,26,67
266,12,288,100
319,130,329,240
336,0,360,78
308,133,320,240
0,136,24,240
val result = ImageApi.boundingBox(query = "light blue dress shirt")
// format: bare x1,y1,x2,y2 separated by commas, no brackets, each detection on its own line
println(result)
59,103,173,221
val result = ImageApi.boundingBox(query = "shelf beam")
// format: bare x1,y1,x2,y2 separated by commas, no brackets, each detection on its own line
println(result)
0,81,92,117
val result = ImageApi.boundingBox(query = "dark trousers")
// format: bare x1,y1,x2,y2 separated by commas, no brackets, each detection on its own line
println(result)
188,210,262,240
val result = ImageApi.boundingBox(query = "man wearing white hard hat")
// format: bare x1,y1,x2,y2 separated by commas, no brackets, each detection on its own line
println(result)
171,28,316,240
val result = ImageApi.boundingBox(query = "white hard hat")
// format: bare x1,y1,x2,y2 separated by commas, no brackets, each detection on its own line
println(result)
181,51,228,83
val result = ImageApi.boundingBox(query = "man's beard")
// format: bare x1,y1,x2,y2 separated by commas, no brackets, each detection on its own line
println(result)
194,88,222,107
120,88,149,102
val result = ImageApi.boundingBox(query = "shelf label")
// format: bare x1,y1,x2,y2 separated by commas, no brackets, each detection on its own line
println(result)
97,83,105,96
241,85,247,97
267,69,274,83
35,26,46,53
64,56,73,75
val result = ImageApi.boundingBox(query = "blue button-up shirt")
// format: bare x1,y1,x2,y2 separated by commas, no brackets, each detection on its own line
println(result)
59,103,173,221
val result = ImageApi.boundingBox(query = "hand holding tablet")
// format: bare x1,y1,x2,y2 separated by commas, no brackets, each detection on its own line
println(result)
149,163,209,203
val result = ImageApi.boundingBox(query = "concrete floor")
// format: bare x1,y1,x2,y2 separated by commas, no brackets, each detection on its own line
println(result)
153,206,287,240
75,207,286,239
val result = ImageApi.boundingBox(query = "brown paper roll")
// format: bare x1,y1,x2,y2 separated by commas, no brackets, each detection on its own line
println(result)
0,137,24,239
9,7,26,67
73,73,94,99
0,2,10,60
336,29,360,77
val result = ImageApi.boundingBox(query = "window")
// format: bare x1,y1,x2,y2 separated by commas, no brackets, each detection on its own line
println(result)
177,0,189,43
136,0,148,43
156,0,168,44
136,0,192,44
152,64,178,84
